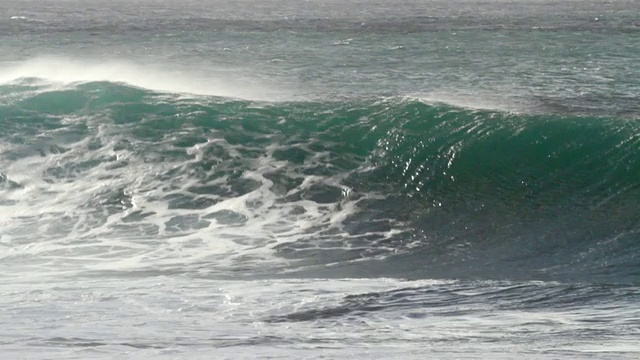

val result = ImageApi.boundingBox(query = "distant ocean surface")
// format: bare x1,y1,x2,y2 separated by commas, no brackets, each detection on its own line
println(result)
1,1,639,358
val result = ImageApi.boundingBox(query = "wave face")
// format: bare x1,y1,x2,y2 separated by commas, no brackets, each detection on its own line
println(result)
1,80,638,284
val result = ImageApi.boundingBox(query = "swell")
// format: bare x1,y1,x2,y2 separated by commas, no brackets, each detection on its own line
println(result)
1,80,639,283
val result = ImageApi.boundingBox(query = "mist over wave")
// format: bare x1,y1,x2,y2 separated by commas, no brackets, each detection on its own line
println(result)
0,57,294,101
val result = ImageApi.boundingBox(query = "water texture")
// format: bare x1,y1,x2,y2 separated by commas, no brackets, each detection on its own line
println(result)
1,1,639,358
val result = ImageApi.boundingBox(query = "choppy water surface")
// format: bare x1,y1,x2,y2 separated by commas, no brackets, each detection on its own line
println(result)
1,1,639,358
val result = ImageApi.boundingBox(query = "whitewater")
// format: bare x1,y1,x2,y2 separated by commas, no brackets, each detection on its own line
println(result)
1,1,639,359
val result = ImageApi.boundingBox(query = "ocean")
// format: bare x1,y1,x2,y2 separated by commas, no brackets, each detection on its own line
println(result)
1,0,639,358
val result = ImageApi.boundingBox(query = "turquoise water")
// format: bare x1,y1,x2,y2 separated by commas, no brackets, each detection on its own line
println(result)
1,1,639,358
